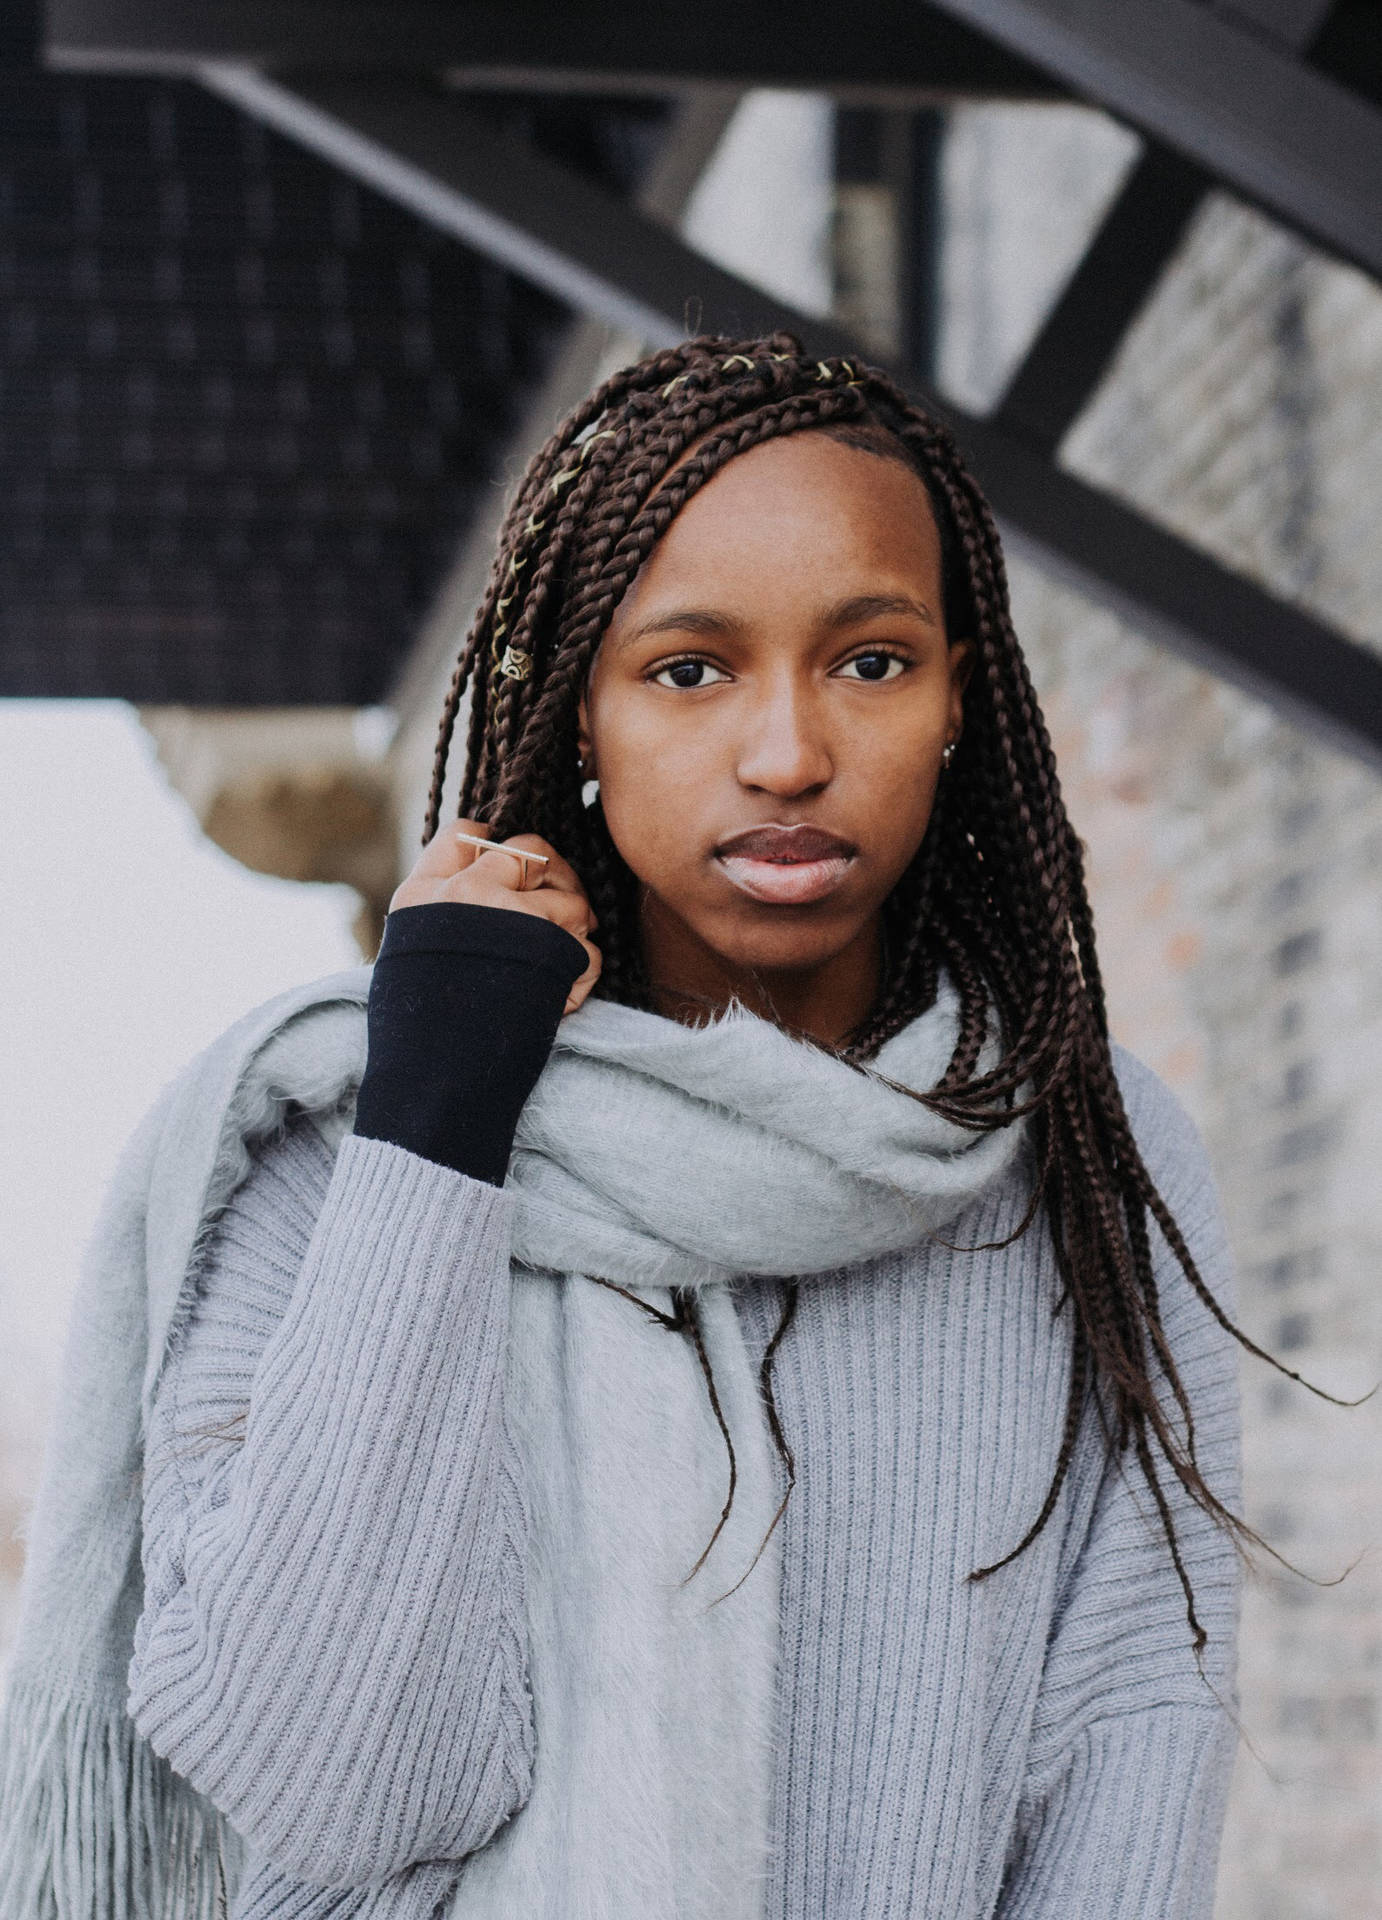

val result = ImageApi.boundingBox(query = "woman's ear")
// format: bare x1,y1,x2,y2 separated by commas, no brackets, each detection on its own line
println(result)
576,689,594,773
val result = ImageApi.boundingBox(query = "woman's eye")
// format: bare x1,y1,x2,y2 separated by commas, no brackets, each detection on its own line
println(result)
838,651,907,682
651,657,730,689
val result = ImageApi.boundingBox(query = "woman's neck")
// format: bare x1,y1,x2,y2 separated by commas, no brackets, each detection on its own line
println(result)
639,896,883,1047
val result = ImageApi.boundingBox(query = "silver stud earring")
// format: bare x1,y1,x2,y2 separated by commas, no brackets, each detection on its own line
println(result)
941,741,957,770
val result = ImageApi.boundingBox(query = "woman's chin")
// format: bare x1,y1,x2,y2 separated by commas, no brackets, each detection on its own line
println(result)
692,913,866,982
636,880,876,992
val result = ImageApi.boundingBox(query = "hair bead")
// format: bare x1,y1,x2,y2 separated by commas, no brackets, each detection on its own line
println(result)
496,645,532,681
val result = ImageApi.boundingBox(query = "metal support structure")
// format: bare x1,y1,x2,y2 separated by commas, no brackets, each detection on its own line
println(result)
832,106,945,375
198,68,693,343
46,1,1382,286
197,68,1382,773
898,111,947,384
925,0,1382,281
46,0,1061,96
1,0,38,63
992,147,1207,452
988,0,1329,452
945,423,1382,770
1208,0,1334,50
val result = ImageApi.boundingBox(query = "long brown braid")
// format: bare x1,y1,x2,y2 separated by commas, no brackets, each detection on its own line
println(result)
424,332,1327,1648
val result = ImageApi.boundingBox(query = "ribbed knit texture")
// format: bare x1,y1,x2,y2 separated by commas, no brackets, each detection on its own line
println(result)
130,1129,532,1893
131,1049,1239,1919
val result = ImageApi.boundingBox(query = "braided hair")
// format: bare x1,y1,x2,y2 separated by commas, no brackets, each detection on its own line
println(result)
424,332,1305,1647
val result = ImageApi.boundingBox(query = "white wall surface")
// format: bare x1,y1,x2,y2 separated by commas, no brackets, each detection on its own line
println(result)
0,701,359,1663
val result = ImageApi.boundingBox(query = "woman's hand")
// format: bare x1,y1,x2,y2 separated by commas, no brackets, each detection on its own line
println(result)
390,819,602,1015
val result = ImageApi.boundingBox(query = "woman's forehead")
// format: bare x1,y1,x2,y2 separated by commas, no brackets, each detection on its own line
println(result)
622,432,945,602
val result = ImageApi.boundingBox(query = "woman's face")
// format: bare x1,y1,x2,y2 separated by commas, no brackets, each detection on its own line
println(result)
577,431,971,1016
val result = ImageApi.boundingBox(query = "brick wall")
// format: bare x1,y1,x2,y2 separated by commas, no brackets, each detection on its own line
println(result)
941,112,1382,1917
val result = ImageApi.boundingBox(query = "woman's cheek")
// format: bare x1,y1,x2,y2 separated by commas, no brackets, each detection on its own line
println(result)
602,729,711,872
598,773,680,893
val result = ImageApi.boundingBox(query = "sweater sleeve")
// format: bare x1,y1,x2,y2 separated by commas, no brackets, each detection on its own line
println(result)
127,1111,534,1891
353,900,588,1185
996,1057,1242,1918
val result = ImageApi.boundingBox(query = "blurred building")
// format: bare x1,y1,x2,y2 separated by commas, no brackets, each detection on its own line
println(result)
2,6,1381,1915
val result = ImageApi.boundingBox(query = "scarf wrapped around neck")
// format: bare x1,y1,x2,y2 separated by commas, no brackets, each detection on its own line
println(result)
0,966,1025,1920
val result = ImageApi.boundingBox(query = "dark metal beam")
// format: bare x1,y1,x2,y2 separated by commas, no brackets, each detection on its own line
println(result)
45,0,1061,96
950,419,1382,773
993,146,1207,452
197,67,703,341
925,0,1382,282
49,2,1382,287
897,112,947,384
836,107,947,382
1311,4,1382,115
1208,0,1334,51
197,69,1382,774
990,0,1325,453
1,0,40,64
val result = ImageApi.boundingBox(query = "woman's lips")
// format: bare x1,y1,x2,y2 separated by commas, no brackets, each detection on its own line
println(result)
714,825,857,906
717,854,854,904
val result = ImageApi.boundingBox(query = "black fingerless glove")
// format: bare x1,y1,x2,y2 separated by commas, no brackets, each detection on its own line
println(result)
352,902,589,1186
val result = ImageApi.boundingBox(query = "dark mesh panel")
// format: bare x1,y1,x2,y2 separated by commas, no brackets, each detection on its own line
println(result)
0,73,665,702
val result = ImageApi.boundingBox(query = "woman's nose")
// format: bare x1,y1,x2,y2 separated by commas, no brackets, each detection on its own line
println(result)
734,681,833,796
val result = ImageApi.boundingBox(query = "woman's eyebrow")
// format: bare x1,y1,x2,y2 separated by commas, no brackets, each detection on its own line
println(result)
617,594,938,651
615,607,738,649
823,592,938,630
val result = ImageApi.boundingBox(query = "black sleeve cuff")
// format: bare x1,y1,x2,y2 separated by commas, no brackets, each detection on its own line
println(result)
352,902,589,1186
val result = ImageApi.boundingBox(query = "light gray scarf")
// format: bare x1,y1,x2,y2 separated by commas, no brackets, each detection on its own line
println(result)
0,967,1024,1920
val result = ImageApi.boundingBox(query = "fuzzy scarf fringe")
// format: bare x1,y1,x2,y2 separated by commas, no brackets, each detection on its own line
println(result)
0,1676,242,1919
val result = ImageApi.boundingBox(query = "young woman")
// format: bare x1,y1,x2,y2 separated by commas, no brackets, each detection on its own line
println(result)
2,335,1253,1919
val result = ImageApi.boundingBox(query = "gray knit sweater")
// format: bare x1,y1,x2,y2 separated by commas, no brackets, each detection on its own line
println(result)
129,1048,1240,1918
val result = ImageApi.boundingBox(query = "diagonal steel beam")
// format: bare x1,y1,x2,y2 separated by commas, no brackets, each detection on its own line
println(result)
990,0,1327,454
59,2,1382,283
47,1,1382,286
948,420,1382,772
199,67,698,341
197,67,1382,774
992,145,1208,453
924,0,1382,283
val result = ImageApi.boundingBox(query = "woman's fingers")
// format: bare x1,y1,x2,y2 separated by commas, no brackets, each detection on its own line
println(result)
387,816,600,1021
408,820,586,897
510,883,597,941
564,938,603,1017
407,816,493,882
464,832,583,900
390,820,599,944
